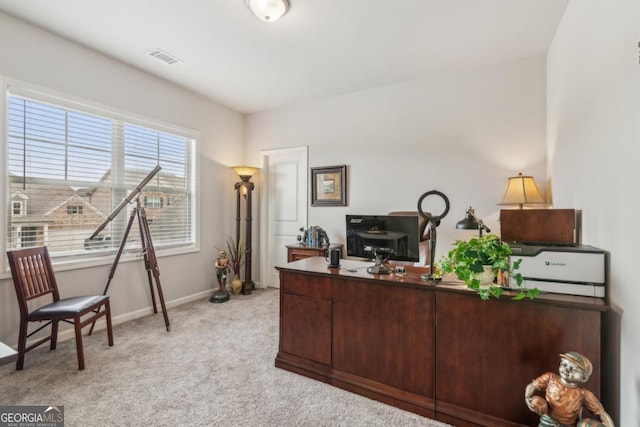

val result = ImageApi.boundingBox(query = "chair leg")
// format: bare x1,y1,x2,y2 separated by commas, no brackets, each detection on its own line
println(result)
74,317,85,370
16,319,28,370
50,320,59,350
105,301,114,347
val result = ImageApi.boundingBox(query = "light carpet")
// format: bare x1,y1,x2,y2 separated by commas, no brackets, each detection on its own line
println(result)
0,288,452,427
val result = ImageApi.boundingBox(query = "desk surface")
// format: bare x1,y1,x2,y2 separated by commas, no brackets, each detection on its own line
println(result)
277,256,608,310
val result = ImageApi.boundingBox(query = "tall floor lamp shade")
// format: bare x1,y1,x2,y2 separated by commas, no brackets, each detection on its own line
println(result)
232,166,259,295
498,172,545,209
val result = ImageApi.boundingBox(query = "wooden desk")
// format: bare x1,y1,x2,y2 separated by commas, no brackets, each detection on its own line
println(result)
276,257,607,427
285,243,343,262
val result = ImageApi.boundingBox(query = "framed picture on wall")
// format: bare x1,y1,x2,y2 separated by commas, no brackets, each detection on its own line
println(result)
310,165,347,206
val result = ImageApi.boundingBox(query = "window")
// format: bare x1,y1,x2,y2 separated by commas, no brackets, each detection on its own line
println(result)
5,87,198,265
144,196,163,209
17,227,37,247
12,201,23,216
67,205,84,215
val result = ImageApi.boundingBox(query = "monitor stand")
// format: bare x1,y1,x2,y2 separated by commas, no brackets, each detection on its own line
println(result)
367,255,392,274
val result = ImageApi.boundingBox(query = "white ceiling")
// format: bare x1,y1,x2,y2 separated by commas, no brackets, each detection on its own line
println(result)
0,0,569,114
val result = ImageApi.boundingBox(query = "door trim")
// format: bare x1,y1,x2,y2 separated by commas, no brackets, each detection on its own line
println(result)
259,146,308,288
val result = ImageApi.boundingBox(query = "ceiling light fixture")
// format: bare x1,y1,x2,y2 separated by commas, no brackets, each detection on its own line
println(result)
246,0,290,23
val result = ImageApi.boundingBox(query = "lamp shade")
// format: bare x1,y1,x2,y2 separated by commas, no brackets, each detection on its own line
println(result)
246,0,290,22
498,172,545,209
456,213,479,230
232,166,259,181
455,206,490,237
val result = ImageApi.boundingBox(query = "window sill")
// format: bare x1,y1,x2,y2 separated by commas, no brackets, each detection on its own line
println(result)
0,244,199,280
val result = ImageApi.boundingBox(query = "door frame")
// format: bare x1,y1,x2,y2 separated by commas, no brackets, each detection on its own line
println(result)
259,146,308,288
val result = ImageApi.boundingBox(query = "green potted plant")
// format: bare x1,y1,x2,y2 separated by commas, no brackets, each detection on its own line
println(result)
219,235,245,295
437,234,539,300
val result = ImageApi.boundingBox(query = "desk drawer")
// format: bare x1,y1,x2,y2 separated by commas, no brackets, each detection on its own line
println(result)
280,271,332,299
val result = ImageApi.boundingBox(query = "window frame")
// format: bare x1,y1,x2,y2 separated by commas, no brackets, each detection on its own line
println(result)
12,200,24,216
67,205,84,215
144,196,163,209
1,79,200,275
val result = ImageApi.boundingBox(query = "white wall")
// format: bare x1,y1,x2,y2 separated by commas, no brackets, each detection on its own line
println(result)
246,56,548,263
0,13,245,345
547,0,640,424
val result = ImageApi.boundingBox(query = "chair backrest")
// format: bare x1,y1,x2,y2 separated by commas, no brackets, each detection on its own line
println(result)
7,246,60,314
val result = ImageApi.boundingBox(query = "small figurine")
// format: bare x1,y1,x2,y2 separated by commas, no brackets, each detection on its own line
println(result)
210,250,230,303
524,351,614,427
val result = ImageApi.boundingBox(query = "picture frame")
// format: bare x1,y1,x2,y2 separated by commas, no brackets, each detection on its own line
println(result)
310,165,347,206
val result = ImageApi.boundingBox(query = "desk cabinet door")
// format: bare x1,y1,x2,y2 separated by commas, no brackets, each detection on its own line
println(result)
333,280,435,397
435,291,601,426
281,293,332,365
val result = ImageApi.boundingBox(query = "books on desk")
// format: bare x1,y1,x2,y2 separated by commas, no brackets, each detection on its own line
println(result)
305,225,328,247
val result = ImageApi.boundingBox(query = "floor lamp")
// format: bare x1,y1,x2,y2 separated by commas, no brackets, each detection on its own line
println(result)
232,166,259,295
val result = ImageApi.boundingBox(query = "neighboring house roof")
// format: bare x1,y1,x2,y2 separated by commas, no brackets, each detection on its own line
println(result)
9,169,185,233
149,193,187,222
11,190,29,200
44,194,107,218
10,190,53,225
100,168,186,190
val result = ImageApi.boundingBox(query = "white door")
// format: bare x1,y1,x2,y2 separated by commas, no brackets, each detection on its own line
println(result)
260,146,308,288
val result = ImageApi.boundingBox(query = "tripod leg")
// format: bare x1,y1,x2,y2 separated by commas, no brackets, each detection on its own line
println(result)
139,208,171,332
89,207,137,335
137,210,158,313
151,270,170,332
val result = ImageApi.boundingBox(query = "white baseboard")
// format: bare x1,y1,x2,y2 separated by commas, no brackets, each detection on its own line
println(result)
49,289,213,343
10,286,268,349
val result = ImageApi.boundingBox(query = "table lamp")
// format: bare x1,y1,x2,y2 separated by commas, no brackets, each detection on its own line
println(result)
498,172,545,209
456,206,491,237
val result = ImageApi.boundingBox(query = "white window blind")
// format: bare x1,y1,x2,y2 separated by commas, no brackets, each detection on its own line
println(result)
6,89,197,263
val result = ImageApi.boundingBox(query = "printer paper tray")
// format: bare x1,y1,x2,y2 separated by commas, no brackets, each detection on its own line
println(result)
520,278,605,298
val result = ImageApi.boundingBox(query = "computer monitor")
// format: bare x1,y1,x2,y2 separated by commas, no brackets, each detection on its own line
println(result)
345,214,421,273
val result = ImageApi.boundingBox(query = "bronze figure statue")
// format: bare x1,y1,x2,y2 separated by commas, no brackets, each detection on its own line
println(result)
525,351,614,427
210,250,230,303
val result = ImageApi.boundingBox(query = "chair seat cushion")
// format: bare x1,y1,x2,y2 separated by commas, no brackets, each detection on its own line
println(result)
27,295,109,320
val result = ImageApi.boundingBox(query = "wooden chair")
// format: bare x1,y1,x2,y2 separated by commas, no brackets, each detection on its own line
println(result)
7,246,114,370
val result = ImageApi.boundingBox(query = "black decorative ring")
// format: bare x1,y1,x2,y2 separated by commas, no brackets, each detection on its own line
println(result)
417,190,450,222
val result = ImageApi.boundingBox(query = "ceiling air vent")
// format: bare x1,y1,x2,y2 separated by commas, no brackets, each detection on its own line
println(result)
147,49,182,65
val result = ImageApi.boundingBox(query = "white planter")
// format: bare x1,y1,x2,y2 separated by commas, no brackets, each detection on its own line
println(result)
478,265,494,287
